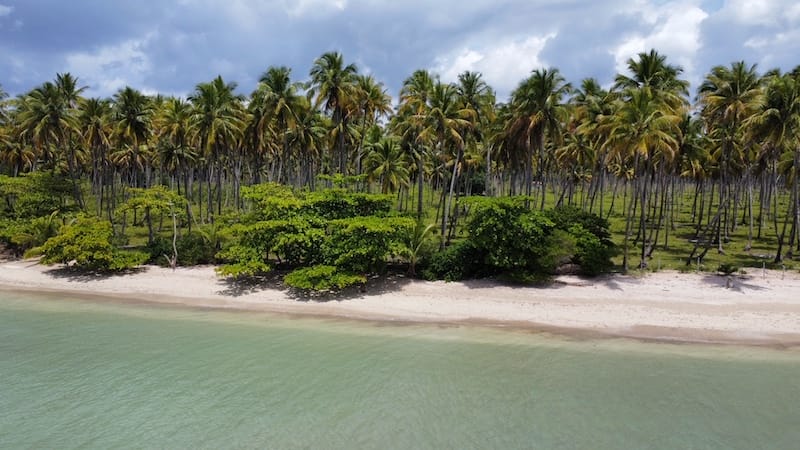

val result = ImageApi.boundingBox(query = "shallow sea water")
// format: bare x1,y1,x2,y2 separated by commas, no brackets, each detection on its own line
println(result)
1,291,798,449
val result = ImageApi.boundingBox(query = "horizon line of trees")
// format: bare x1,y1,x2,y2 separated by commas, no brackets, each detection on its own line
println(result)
2,49,800,272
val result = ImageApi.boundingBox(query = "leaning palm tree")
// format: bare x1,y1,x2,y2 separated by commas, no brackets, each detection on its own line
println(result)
309,51,358,174
417,81,475,242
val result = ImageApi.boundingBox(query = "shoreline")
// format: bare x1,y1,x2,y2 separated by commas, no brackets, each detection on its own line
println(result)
1,260,800,347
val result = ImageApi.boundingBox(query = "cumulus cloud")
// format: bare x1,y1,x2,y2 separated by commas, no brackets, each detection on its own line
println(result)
65,34,156,97
433,34,556,98
612,0,708,85
1,0,799,99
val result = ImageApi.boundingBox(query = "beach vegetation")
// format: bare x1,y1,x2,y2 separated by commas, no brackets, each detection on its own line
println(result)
3,50,800,287
39,216,148,271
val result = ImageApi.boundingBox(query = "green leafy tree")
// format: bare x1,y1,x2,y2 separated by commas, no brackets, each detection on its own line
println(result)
40,216,148,271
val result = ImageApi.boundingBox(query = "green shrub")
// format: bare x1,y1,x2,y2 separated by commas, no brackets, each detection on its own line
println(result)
717,263,739,275
147,232,217,266
40,216,148,271
284,265,366,291
422,240,489,281
568,224,617,276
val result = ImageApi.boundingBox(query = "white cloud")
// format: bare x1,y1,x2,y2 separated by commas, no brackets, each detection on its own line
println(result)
65,34,155,97
0,4,12,17
433,33,556,98
612,1,708,84
284,0,347,16
719,0,787,26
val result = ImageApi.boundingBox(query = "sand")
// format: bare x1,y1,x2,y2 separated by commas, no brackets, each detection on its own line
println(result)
1,259,799,345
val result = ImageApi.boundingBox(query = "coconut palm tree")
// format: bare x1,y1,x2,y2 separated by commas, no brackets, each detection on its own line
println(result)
365,136,409,194
78,97,114,214
697,61,763,252
456,71,495,195
746,71,800,262
254,66,305,183
507,68,572,209
188,76,245,218
113,86,153,188
155,98,195,199
416,81,475,242
353,74,392,178
16,78,84,206
603,88,682,271
287,100,327,188
309,51,358,174
397,69,436,217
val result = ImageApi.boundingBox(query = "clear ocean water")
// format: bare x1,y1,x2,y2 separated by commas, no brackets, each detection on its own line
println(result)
1,291,798,449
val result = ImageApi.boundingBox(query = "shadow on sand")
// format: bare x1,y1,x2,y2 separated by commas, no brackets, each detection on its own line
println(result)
44,266,146,283
216,271,416,302
700,274,769,293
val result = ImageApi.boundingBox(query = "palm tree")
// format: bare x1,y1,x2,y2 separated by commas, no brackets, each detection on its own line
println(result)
16,78,84,206
309,51,358,174
287,100,327,188
416,81,475,242
456,71,495,195
155,98,195,199
604,88,682,271
507,68,572,209
572,78,618,216
397,69,435,217
188,76,245,218
365,136,410,194
614,49,689,108
353,74,392,178
697,61,763,252
746,71,800,262
254,66,305,183
113,86,153,188
78,97,113,214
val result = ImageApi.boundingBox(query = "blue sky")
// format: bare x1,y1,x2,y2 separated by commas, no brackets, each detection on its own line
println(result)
1,0,798,101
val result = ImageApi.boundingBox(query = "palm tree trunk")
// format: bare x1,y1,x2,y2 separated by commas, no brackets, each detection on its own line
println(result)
442,147,463,244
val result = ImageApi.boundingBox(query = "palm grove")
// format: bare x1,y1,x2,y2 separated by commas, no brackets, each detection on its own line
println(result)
1,49,799,289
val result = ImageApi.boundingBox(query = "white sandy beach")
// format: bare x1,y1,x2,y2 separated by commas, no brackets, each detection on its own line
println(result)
1,259,799,345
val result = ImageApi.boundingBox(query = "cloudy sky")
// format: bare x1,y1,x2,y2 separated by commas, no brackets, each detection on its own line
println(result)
1,0,799,101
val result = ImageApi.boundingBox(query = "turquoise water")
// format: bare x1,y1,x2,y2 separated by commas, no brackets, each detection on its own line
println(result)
1,292,799,449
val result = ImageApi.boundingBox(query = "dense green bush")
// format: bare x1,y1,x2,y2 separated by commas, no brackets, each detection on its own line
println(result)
147,232,217,266
302,189,393,220
546,206,617,275
284,265,366,292
422,240,489,281
465,197,560,274
0,173,74,219
568,224,617,276
323,216,412,274
40,216,148,271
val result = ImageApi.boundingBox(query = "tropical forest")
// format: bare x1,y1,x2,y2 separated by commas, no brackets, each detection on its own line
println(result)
1,49,799,290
